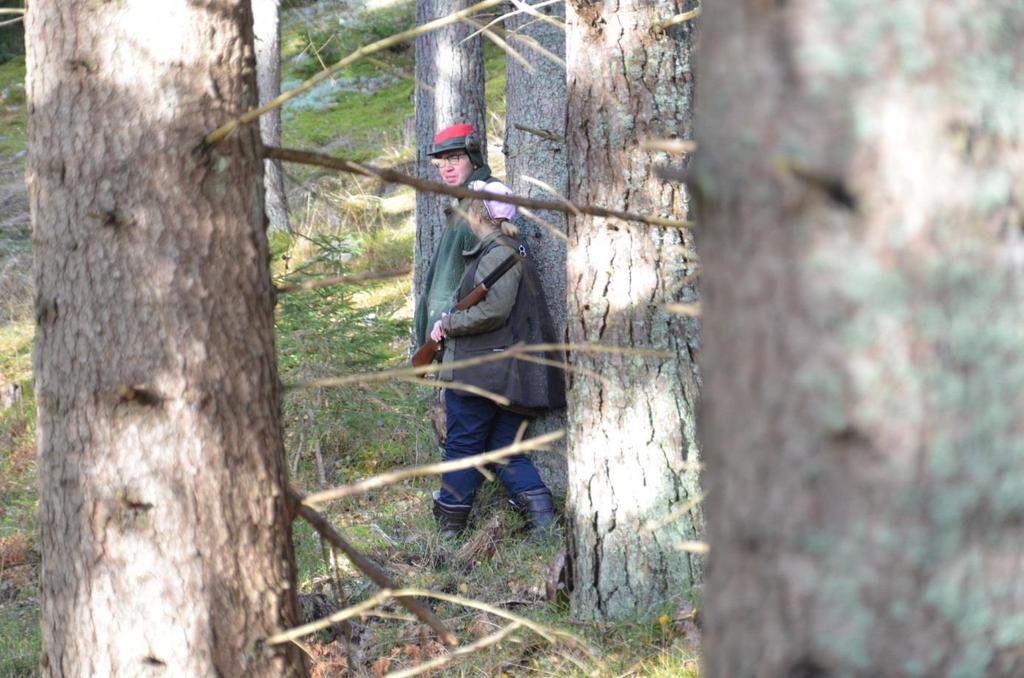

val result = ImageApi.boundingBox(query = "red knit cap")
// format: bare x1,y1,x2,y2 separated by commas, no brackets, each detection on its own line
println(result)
433,123,475,146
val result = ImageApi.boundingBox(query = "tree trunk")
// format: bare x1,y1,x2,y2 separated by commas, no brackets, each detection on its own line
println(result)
413,0,487,302
697,2,1024,676
253,0,290,233
564,0,702,622
26,2,304,675
503,0,568,493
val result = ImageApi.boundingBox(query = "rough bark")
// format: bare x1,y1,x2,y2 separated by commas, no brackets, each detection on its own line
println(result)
503,0,568,493
564,0,702,621
697,2,1024,676
26,1,304,675
413,0,487,302
253,0,290,232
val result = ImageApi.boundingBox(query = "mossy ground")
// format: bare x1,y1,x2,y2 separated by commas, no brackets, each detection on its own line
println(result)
0,2,699,674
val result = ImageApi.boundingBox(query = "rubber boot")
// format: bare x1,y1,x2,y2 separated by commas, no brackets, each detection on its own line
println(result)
510,487,556,536
432,490,471,538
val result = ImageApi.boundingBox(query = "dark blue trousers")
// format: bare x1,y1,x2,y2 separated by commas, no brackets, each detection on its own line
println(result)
437,389,547,506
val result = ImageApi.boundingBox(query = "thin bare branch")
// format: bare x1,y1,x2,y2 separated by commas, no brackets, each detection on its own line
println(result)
642,492,705,533
460,15,535,74
275,267,411,294
462,0,563,41
677,540,710,554
301,430,564,506
521,175,580,216
513,419,529,445
204,0,506,145
289,489,459,646
283,342,675,393
513,353,608,386
518,207,568,242
266,147,693,229
656,6,702,31
509,0,566,31
267,589,394,646
395,375,511,407
396,589,599,660
506,30,566,69
284,346,675,393
665,302,701,317
386,623,525,678
641,138,698,155
0,8,25,14
513,123,563,143
0,15,23,27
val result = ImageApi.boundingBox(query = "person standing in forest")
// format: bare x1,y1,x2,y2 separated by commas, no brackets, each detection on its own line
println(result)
413,123,517,348
427,198,565,538
413,123,564,537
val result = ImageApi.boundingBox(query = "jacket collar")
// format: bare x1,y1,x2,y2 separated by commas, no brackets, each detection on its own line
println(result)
462,229,502,257
464,164,492,185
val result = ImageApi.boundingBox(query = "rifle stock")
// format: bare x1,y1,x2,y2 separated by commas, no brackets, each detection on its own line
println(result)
411,283,489,368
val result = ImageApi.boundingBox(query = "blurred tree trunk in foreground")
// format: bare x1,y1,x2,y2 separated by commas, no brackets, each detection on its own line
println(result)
697,2,1024,675
413,0,486,302
26,1,304,675
564,0,702,622
254,0,291,232
504,0,568,492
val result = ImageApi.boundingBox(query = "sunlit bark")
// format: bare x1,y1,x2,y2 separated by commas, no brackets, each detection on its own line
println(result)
253,0,290,232
27,1,303,674
564,0,702,621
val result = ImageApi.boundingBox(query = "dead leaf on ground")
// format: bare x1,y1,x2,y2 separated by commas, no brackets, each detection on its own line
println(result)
371,655,392,677
308,639,349,678
0,535,28,568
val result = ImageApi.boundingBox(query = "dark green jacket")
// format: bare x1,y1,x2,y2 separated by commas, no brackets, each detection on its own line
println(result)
439,232,567,414
413,165,495,347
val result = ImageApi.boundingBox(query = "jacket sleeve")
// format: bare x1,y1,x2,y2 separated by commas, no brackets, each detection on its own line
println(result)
413,254,439,347
443,247,521,337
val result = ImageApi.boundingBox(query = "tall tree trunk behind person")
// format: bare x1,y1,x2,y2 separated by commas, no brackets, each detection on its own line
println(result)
564,0,702,621
253,0,290,232
504,0,568,492
26,1,304,675
413,0,486,302
697,2,1024,675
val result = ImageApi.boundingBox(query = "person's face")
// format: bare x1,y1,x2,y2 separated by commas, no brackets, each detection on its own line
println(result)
433,151,473,186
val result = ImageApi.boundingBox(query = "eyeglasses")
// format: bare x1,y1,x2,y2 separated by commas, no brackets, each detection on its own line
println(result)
431,153,468,168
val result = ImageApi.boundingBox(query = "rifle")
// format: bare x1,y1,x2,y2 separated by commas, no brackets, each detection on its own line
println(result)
412,253,520,368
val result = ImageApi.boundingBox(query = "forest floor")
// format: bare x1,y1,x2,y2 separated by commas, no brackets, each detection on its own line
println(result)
0,1,699,676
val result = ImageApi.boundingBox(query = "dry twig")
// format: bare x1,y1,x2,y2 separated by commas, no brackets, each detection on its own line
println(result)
656,6,702,31
205,0,505,144
514,123,563,143
265,147,693,229
386,622,524,678
460,15,535,74
288,489,459,646
301,430,564,506
641,138,698,155
284,342,674,393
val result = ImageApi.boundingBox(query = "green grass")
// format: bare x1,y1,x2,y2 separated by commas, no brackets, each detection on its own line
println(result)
0,322,39,678
0,56,26,154
283,75,414,155
0,603,40,678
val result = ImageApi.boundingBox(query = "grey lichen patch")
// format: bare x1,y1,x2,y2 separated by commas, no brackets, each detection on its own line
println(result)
213,154,231,174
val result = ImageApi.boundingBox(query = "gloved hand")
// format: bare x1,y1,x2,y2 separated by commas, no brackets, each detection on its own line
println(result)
430,314,447,343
